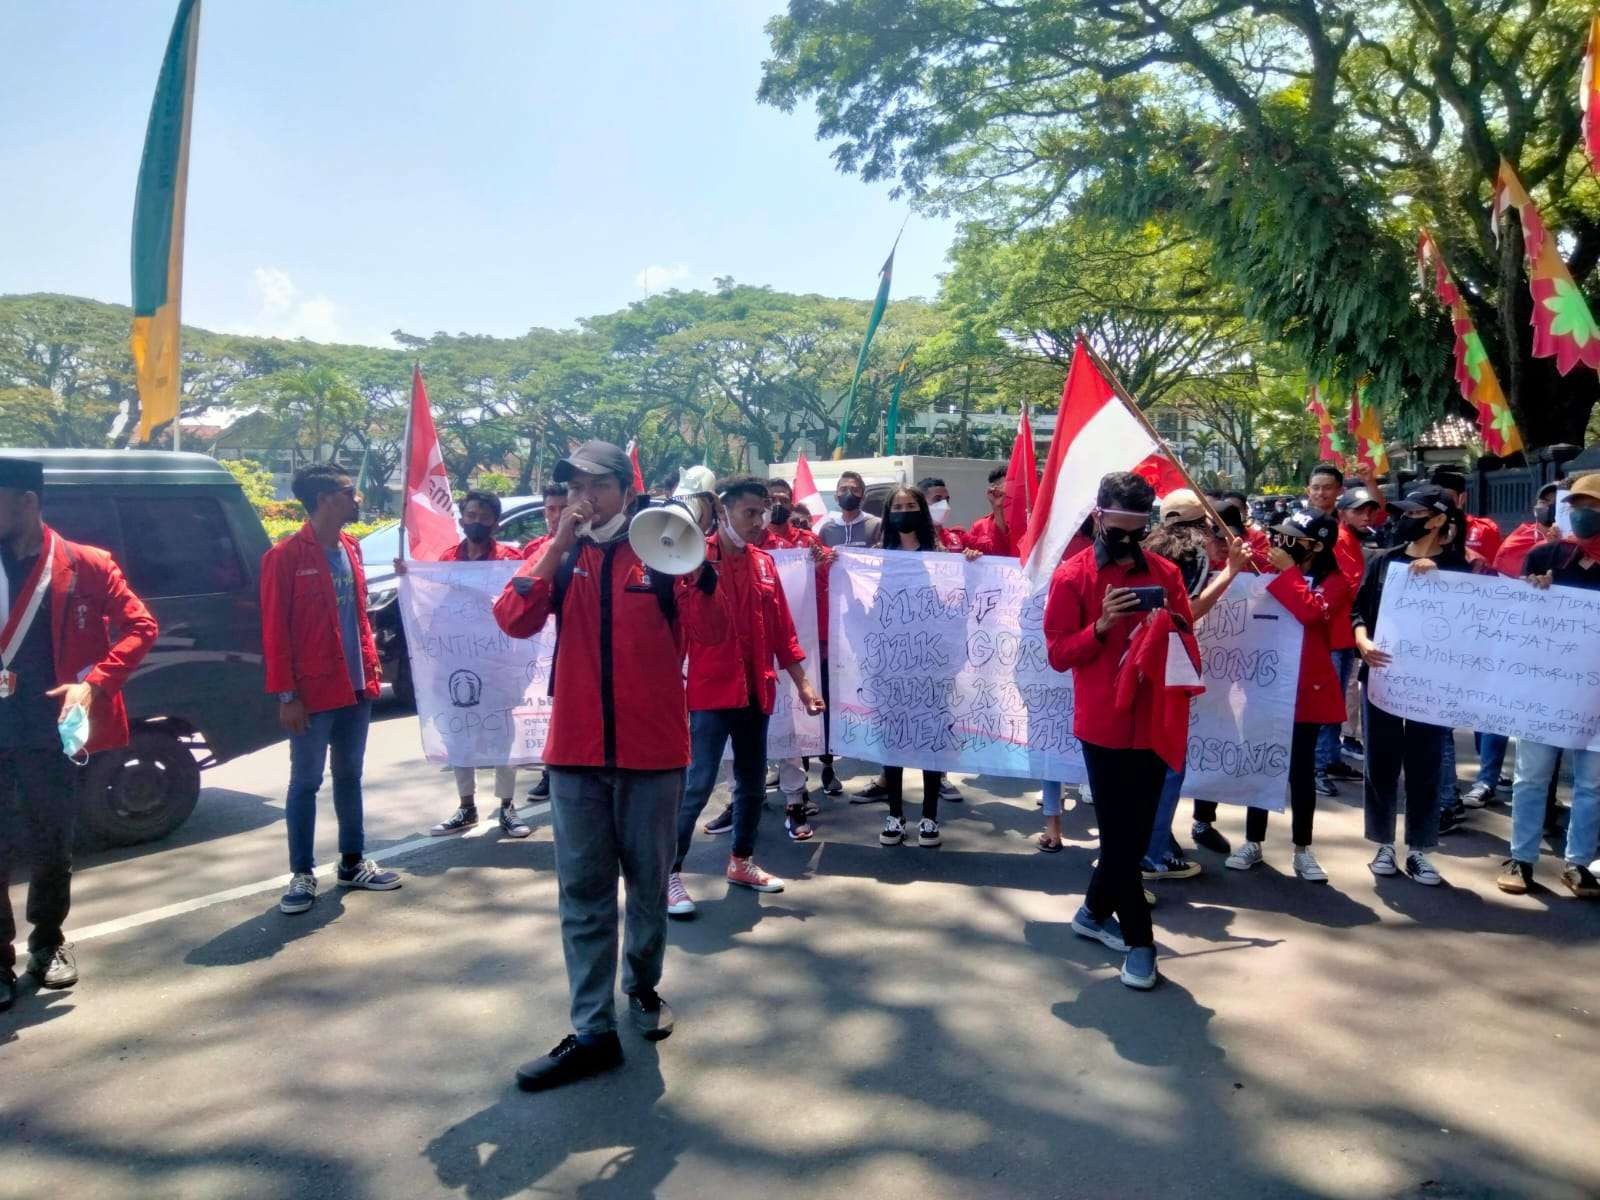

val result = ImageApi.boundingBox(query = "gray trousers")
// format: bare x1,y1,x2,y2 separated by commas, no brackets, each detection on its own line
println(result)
451,765,518,802
548,766,681,1036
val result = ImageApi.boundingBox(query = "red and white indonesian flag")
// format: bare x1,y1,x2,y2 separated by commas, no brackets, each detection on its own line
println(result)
793,451,826,529
403,365,459,561
1018,340,1183,588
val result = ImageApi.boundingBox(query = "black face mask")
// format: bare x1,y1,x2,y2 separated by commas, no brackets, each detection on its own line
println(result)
1395,515,1435,545
1098,523,1148,553
838,493,862,513
461,521,493,544
1535,503,1555,527
1220,508,1245,535
886,511,929,538
770,503,792,524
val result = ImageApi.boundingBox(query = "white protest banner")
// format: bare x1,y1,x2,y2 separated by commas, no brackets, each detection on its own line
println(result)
1368,562,1600,749
764,547,825,757
826,549,1300,807
398,561,553,767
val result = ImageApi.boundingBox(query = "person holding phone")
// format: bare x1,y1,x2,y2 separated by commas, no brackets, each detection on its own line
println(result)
1043,472,1196,991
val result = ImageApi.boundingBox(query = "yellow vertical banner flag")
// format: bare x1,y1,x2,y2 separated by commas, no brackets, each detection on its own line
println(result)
131,0,202,444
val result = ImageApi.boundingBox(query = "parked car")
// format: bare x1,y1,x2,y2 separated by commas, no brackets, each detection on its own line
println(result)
361,496,548,708
16,449,284,845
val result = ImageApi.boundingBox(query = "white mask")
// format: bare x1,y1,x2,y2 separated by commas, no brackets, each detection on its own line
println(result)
579,512,628,543
723,523,747,550
928,499,951,527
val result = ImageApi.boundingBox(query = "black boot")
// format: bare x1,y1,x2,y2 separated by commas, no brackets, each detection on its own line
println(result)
516,1032,623,1092
1,969,15,1013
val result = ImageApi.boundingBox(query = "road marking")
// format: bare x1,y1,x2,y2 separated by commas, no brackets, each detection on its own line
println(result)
14,802,553,952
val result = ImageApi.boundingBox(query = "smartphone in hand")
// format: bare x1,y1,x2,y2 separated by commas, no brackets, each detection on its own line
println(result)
1127,585,1167,612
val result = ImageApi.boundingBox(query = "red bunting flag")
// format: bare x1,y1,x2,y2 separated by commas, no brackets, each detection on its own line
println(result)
401,365,460,561
1346,380,1390,476
1003,406,1039,537
1492,160,1600,375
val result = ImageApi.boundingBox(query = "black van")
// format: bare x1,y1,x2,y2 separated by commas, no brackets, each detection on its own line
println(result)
14,449,283,845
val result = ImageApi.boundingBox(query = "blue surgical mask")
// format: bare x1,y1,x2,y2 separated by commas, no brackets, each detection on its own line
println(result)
58,702,90,764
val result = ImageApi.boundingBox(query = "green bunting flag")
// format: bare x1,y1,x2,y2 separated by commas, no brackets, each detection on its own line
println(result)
834,245,895,459
885,348,911,454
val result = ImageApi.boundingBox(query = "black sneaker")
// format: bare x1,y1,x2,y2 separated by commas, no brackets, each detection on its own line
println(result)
1496,858,1532,894
702,806,734,835
851,780,889,805
430,805,478,836
1325,762,1361,781
530,771,550,800
1438,806,1463,835
498,803,531,839
27,944,77,989
628,990,675,1041
336,859,402,890
1314,771,1339,798
1191,821,1231,855
1,969,15,1013
939,781,963,803
516,1032,624,1092
1561,863,1600,899
819,764,843,795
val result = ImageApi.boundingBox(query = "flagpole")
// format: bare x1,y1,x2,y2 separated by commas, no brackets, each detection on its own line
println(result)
399,364,413,563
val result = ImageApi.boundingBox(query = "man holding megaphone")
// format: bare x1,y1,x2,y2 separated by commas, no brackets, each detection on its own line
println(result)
493,440,726,1094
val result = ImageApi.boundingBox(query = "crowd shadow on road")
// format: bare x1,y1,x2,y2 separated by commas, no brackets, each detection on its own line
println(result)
183,890,348,967
0,976,75,1047
74,787,284,861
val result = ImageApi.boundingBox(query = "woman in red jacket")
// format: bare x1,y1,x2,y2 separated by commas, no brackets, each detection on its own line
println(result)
1225,510,1350,882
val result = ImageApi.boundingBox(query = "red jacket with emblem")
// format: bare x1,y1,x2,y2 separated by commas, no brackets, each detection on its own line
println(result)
492,538,727,770
36,527,159,755
687,538,805,714
441,538,522,562
965,513,1017,557
1265,567,1351,726
1465,513,1504,563
1043,548,1195,751
260,524,381,714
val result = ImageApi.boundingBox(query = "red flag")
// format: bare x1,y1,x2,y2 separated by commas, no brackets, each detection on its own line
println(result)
1003,407,1039,536
1130,452,1188,496
403,365,459,561
792,451,826,529
1018,340,1166,586
624,439,647,492
1586,16,1600,173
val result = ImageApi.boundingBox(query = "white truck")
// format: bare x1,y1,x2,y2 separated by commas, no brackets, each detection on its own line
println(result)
766,455,1003,528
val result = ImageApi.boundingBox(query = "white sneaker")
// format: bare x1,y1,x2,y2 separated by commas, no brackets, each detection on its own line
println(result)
880,816,905,846
1368,844,1399,876
1225,841,1263,871
1292,847,1328,882
917,819,941,847
666,872,696,918
1405,851,1442,886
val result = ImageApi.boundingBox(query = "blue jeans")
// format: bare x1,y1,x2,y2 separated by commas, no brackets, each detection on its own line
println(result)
285,701,371,875
1142,767,1185,865
1438,729,1458,806
1475,733,1510,789
675,705,770,867
1041,781,1063,817
1316,649,1357,770
1510,742,1600,866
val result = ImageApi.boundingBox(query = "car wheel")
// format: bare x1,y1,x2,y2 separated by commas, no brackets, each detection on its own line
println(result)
77,728,202,847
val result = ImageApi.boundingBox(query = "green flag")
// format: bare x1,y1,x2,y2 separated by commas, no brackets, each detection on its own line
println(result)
885,349,911,455
834,246,895,459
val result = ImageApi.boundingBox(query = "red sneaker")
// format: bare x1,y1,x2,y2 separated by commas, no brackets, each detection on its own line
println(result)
726,855,784,893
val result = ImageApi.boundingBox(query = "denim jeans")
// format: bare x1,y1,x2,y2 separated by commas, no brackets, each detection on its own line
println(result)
1437,729,1458,806
1362,692,1443,850
1041,780,1064,817
285,701,371,875
1475,733,1510,789
1510,742,1600,866
1142,767,1186,865
675,705,770,868
548,767,680,1036
1316,648,1357,770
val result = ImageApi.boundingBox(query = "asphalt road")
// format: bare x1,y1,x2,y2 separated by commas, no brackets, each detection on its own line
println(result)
4,706,1598,1200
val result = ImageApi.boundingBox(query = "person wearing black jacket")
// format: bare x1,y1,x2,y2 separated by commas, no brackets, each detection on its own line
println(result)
1351,484,1473,887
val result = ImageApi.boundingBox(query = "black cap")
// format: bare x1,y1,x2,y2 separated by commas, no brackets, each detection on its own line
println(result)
1336,487,1379,511
1429,465,1468,494
1269,509,1338,546
552,440,632,488
0,457,44,495
1387,482,1456,517
1538,481,1559,500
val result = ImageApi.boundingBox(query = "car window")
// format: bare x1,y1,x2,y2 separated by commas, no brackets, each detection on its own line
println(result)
117,496,248,597
42,494,126,559
497,506,547,545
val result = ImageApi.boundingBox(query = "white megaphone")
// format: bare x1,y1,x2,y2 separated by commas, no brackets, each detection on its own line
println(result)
628,499,707,576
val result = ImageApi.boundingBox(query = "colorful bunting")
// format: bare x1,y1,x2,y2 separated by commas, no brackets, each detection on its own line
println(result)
1416,229,1524,455
1346,380,1390,476
1491,159,1600,375
1306,383,1350,469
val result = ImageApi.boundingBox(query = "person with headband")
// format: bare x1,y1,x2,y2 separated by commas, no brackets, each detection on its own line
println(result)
0,457,158,1012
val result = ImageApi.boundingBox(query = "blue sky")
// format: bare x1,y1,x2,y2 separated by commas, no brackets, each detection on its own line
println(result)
0,0,956,345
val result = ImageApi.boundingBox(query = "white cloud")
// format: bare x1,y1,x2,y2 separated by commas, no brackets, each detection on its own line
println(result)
232,267,381,345
634,263,693,293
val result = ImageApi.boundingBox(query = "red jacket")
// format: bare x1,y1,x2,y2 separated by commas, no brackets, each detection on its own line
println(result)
1243,525,1274,572
1465,514,1503,563
260,524,381,714
520,533,552,560
441,538,522,562
965,513,1017,557
687,539,804,714
1327,523,1364,650
937,526,968,552
1265,568,1351,726
1492,523,1552,577
1114,609,1204,770
492,538,726,770
1043,548,1195,751
38,527,159,755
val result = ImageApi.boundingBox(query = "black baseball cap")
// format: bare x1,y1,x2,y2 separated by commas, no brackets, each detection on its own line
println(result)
0,457,44,494
1387,483,1456,517
1336,487,1380,512
1429,465,1468,494
1268,509,1338,546
553,440,632,487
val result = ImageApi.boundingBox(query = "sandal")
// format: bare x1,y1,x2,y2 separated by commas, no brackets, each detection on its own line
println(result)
785,807,815,841
1036,832,1062,853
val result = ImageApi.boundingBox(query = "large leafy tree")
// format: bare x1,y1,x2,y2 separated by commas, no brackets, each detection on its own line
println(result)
760,0,1600,447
